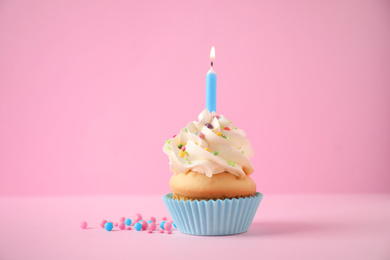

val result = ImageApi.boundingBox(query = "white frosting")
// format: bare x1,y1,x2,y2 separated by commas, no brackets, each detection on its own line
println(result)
163,109,254,178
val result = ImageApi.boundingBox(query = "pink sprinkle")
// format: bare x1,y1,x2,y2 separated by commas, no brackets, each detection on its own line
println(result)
80,221,87,229
199,132,205,138
164,222,172,231
141,221,148,230
167,230,172,234
118,221,125,230
213,115,220,119
162,217,168,221
149,217,156,223
100,220,107,228
147,229,153,233
120,217,126,221
181,146,186,151
134,216,141,223
149,222,156,231
159,229,164,233
172,135,177,138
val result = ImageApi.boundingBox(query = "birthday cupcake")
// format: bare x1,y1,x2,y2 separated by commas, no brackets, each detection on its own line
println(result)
162,109,263,236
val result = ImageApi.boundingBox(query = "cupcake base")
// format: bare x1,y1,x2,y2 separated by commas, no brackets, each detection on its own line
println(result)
162,192,263,236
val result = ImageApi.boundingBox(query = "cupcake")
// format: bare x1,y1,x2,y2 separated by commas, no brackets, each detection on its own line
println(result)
162,109,263,235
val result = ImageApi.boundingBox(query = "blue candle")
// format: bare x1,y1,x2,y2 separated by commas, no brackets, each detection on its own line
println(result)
206,46,217,112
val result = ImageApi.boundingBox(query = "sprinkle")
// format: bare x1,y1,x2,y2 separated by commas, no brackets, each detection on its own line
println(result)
162,217,168,221
80,221,87,229
235,126,238,129
195,132,199,135
100,220,107,228
195,142,198,145
205,123,213,129
173,222,177,228
181,146,186,151
104,222,114,231
213,115,220,119
221,134,227,139
125,218,132,226
199,132,205,138
217,132,222,137
149,222,156,231
187,161,191,165
167,147,172,150
178,144,183,149
165,139,171,144
179,151,185,157
141,221,148,230
134,223,142,231
205,148,211,152
185,151,188,155
232,161,236,167
149,217,156,223
164,222,172,231
227,137,231,140
160,221,166,229
185,127,188,133
213,151,219,155
172,135,176,138
118,221,125,230
224,127,230,131
229,121,232,124
241,151,245,154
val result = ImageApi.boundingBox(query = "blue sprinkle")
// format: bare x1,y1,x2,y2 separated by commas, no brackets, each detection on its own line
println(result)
124,218,132,226
134,222,142,231
160,221,166,229
147,220,153,224
104,222,113,231
173,222,177,228
195,131,199,135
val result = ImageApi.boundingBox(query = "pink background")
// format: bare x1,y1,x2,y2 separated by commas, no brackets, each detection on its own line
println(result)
1,0,389,196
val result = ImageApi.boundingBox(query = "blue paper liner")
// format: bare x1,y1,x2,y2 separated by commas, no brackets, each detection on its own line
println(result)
162,192,263,236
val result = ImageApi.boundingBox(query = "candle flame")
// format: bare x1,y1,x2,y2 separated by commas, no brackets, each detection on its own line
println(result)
210,46,215,60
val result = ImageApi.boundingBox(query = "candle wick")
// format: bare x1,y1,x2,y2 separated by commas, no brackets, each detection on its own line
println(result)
211,61,214,67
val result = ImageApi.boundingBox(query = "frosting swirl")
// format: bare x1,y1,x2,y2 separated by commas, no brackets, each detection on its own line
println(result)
163,109,254,178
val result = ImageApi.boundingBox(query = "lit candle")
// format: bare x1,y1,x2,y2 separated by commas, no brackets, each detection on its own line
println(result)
206,46,217,112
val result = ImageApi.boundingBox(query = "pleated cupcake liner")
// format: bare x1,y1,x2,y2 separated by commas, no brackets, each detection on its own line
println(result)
162,192,263,236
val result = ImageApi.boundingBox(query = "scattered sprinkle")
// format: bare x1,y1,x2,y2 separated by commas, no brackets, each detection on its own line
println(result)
227,137,231,140
179,151,185,158
181,146,186,151
229,121,232,124
185,127,188,133
224,127,231,131
118,221,125,230
165,139,171,144
164,222,172,231
160,221,166,229
184,151,188,155
205,123,213,129
195,142,198,145
195,132,199,135
217,132,222,137
125,218,132,226
228,161,236,167
199,132,205,138
100,220,107,228
149,222,156,231
104,222,114,231
213,151,219,156
134,223,142,231
213,115,220,119
235,126,238,129
167,147,172,150
241,151,245,154
187,161,191,165
80,221,87,229
172,135,176,138
178,144,183,149
205,148,211,152
221,134,227,139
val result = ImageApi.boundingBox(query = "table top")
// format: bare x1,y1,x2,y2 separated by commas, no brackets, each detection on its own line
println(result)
0,194,389,260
